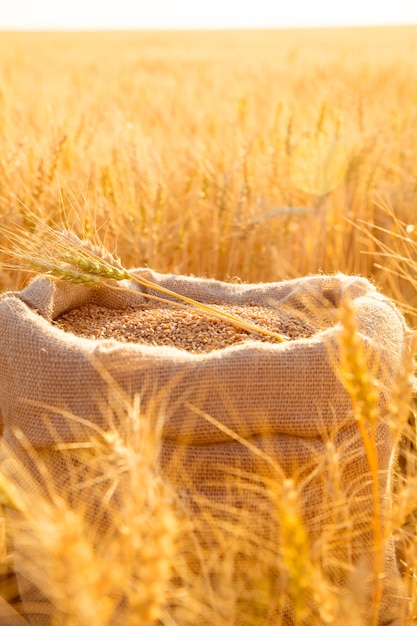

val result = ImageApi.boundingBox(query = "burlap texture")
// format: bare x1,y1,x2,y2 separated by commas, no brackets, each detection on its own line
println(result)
0,270,413,625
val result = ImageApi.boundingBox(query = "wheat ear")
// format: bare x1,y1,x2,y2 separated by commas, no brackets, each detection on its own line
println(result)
2,224,289,342
46,230,288,341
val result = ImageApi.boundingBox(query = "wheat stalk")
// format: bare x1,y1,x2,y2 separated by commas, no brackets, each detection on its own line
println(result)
336,296,385,626
1,221,289,342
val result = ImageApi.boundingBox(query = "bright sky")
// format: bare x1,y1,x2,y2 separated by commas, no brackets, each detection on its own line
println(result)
0,0,417,30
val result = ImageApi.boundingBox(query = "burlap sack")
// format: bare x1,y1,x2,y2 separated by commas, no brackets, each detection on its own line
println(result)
0,270,413,625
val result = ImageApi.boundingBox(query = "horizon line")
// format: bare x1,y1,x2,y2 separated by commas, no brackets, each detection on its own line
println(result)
1,22,417,32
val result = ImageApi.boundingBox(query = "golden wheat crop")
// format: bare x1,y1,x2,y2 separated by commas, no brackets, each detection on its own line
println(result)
1,26,417,625
0,27,417,317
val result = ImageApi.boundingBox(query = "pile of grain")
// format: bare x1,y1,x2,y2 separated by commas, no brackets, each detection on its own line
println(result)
54,303,321,353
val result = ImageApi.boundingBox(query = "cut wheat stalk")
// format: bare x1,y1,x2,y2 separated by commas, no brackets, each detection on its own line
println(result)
0,222,290,342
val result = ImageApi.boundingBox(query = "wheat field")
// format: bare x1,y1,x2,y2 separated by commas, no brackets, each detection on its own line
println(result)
0,28,417,313
1,27,417,625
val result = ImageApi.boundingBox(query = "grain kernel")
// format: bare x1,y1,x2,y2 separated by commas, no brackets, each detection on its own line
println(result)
54,303,321,353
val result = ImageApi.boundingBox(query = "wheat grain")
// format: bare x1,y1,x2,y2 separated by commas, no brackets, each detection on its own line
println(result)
54,302,318,351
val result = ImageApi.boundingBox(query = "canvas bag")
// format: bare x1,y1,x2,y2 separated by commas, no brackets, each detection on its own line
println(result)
0,270,413,625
